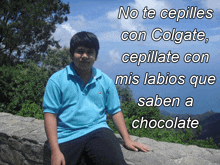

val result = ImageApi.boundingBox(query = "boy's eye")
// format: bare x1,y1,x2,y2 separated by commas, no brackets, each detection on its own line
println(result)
75,50,84,54
88,50,95,55
75,49,95,56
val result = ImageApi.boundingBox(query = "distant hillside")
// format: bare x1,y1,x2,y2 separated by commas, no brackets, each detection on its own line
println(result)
160,110,220,145
160,110,215,120
196,113,220,144
160,110,171,117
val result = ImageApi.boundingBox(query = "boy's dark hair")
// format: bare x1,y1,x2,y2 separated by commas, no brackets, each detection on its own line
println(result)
70,31,100,58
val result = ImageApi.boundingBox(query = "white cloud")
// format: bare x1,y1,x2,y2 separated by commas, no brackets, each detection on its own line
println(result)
130,0,168,12
106,49,121,66
107,9,118,20
53,23,76,47
61,23,77,36
52,15,87,47
68,15,87,30
209,34,220,42
201,0,220,12
210,27,220,30
107,0,170,31
107,7,143,31
98,31,121,42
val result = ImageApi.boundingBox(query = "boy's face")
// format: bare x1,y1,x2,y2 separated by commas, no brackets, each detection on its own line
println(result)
72,46,97,72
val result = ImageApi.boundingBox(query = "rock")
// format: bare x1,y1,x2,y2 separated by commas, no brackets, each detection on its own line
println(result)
0,112,220,165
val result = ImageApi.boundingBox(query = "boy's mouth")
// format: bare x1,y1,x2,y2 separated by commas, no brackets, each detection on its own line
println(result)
81,61,90,64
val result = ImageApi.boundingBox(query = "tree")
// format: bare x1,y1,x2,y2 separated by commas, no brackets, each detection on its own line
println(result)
0,60,50,114
116,85,135,103
41,47,72,76
0,0,70,66
115,85,161,120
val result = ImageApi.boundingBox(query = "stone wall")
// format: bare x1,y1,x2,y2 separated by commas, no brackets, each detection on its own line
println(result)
0,112,220,165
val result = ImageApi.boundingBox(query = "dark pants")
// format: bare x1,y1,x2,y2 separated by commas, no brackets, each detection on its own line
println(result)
59,128,127,165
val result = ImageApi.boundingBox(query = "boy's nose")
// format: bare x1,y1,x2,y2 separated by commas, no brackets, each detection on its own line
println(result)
82,53,88,58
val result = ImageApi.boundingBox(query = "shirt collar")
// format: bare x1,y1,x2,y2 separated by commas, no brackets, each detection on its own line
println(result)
67,62,102,79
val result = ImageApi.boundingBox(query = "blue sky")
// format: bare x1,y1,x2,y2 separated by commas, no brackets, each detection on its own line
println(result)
53,0,220,115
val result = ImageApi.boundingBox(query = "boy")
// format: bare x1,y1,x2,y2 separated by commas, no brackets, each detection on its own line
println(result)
43,31,150,165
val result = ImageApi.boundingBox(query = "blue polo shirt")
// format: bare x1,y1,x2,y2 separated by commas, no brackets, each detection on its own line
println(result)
43,63,121,144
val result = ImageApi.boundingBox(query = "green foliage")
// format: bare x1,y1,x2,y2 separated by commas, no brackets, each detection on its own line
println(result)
0,0,70,65
122,102,162,120
17,100,44,120
116,85,135,103
0,60,49,114
41,47,72,76
188,137,218,149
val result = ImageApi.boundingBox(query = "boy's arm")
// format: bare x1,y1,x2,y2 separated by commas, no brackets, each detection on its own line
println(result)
44,113,65,165
111,111,150,152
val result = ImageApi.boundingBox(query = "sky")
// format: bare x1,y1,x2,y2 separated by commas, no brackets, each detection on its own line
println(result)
53,0,220,115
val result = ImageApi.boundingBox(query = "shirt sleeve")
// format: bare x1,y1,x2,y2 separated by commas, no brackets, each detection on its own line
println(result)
43,79,61,114
105,80,121,115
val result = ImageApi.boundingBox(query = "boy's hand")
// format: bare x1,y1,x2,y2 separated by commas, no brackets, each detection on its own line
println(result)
124,139,150,152
51,150,66,165
111,111,150,152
